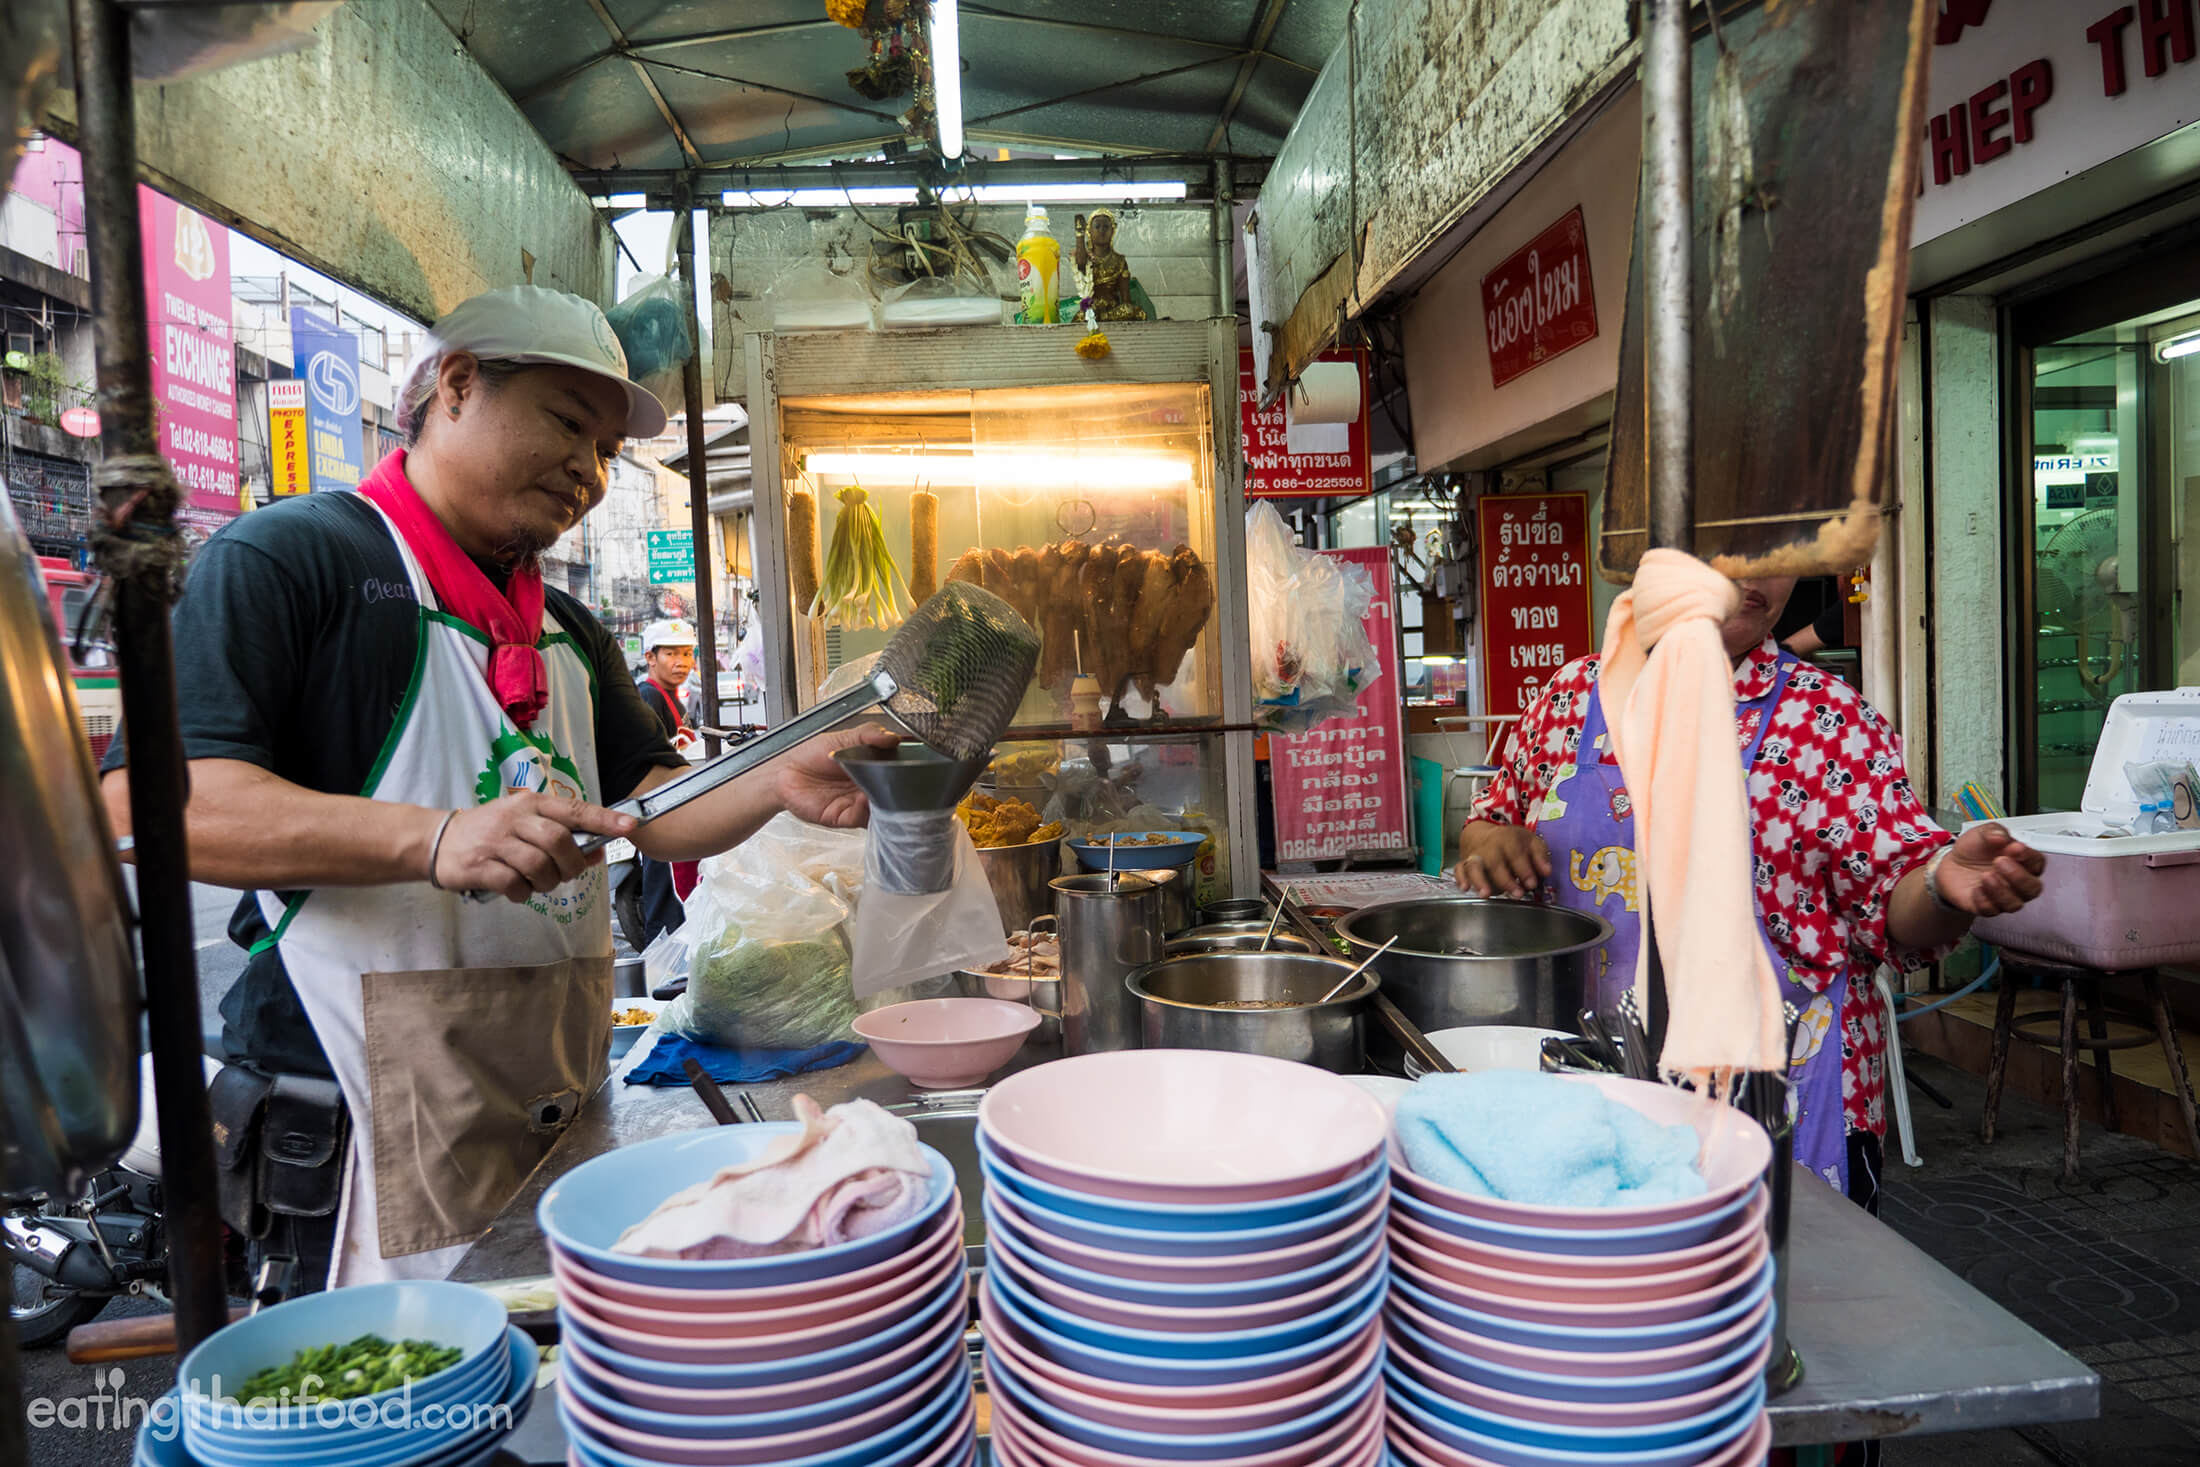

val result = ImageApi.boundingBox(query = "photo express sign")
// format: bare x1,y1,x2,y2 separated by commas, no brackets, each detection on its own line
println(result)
292,308,364,491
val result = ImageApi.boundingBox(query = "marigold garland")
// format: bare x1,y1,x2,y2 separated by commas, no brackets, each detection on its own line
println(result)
1075,331,1112,360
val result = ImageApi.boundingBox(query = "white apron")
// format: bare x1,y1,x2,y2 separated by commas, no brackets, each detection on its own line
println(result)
258,502,612,1287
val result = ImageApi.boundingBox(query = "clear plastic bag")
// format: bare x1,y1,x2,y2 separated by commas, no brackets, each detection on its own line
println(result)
607,273,695,414
1246,502,1378,734
763,257,877,333
879,275,1005,330
655,814,865,1051
849,824,1010,1000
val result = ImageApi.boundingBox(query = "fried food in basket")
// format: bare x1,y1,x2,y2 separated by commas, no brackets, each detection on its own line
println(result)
956,792,1064,849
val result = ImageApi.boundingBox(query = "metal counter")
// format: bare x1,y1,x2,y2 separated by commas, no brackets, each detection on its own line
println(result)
453,1044,2097,1449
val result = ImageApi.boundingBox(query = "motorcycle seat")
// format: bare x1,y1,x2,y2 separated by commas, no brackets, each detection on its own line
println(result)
121,1051,226,1180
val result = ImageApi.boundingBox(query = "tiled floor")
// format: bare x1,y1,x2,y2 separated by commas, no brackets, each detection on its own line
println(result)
1877,1052,2200,1464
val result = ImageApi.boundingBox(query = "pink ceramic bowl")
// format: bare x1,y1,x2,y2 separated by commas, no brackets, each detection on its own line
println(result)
552,1218,962,1337
1390,1330,1774,1429
1387,1224,1762,1306
982,1305,1382,1434
993,1233,1387,1335
989,1185,1387,1285
1392,1073,1770,1230
1390,1248,1764,1331
560,1248,965,1364
558,1347,962,1466
563,1285,967,1415
979,1277,1382,1411
980,1051,1388,1202
1387,1288,1774,1381
854,998,1041,1090
549,1198,962,1312
1387,1189,1768,1280
989,1375,1383,1467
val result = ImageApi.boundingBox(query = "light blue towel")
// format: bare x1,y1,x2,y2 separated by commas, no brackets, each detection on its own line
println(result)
1395,1071,1707,1208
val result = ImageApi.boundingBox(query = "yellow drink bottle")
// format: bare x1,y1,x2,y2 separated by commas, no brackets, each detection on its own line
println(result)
1016,207,1060,324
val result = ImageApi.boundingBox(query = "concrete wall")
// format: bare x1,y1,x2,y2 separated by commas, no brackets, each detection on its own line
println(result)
1927,295,2006,809
1248,0,1633,395
44,0,612,323
709,203,1223,401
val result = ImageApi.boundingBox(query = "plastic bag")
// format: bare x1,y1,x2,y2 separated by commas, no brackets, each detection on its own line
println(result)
763,257,876,333
849,824,1009,1000
2123,760,2200,831
880,275,1005,330
607,274,695,414
655,814,865,1050
1245,502,1378,734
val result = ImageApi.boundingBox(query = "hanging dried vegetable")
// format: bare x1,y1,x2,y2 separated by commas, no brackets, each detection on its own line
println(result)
811,483,910,630
909,488,939,604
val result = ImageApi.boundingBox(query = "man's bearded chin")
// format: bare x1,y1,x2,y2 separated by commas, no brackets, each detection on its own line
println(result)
493,528,556,565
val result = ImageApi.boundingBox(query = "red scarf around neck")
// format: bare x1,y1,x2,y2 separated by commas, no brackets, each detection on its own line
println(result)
360,451,549,729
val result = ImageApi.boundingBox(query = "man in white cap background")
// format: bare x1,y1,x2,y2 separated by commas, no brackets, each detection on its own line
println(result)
629,617,704,946
101,285,891,1292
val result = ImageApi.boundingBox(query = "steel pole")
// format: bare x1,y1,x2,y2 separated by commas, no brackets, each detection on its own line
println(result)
675,179,722,757
1639,0,1695,1062
68,0,230,1353
1213,162,1234,319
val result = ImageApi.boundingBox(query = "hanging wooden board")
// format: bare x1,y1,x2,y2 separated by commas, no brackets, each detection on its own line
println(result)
1598,0,1934,580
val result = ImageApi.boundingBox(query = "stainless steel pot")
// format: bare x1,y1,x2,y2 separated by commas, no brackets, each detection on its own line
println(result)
1201,898,1268,924
1127,951,1375,1073
1142,866,1198,936
976,837,1058,936
1165,922,1318,956
1051,873,1161,1055
1332,897,1611,1033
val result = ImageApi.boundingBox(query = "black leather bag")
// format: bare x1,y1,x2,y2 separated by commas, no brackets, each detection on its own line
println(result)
205,1065,271,1239
260,1075,348,1219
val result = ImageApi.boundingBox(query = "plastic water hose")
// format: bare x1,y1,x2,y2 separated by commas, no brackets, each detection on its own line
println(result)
1891,945,2001,1024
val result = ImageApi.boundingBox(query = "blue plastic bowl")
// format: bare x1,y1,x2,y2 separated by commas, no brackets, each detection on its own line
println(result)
559,1261,969,1390
976,1129,1384,1231
981,1195,1375,1308
174,1326,536,1467
1387,1306,1772,1404
561,1311,963,1440
1387,1368,1766,1467
561,1366,971,1467
1392,1180,1759,1258
540,1124,954,1287
1387,1356,1759,1452
183,1339,509,1451
1069,832,1205,871
982,1265,1383,1387
179,1281,509,1441
982,1157,1384,1258
986,1335,1381,1460
1388,1257,1774,1354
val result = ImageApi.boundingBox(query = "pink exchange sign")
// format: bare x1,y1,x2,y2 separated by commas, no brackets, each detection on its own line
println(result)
139,187,237,525
1269,547,1410,863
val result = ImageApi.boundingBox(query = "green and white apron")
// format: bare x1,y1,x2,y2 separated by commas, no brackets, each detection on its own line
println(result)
256,501,612,1288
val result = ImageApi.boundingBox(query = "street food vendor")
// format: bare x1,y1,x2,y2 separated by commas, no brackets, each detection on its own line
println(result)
1455,576,2046,1212
99,285,889,1291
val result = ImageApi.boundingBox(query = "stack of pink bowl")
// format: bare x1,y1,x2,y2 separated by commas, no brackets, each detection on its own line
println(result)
1383,1074,1776,1467
975,1051,1393,1467
536,1126,975,1467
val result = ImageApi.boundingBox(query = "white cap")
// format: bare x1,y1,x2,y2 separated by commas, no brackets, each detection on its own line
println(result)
414,284,669,439
643,618,697,651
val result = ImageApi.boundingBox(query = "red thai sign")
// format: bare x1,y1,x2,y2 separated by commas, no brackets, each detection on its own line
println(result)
1239,348,1370,499
1478,493,1594,717
1270,547,1409,862
1480,207,1599,389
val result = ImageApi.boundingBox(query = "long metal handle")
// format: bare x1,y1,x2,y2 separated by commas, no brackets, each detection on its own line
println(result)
1374,993,1454,1075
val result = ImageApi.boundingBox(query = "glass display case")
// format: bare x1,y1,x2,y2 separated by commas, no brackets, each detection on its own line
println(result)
745,321,1257,898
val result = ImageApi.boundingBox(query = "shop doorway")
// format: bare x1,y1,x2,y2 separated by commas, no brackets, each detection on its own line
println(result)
2010,252,2200,812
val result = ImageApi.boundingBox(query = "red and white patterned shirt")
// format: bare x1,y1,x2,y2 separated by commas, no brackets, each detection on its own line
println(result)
1468,640,1953,1137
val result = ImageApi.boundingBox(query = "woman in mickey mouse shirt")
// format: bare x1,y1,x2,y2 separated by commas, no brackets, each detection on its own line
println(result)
1457,576,2046,1213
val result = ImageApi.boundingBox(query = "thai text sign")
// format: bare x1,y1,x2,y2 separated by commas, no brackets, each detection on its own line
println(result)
269,380,309,496
1479,493,1593,717
1480,207,1599,389
139,187,237,522
293,308,364,491
648,529,695,585
1240,348,1371,498
1270,547,1409,862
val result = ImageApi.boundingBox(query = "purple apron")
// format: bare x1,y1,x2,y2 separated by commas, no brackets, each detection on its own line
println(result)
1533,654,1852,1190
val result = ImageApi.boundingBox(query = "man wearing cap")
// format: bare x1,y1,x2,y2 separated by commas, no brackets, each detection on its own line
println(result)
628,618,702,946
101,286,889,1290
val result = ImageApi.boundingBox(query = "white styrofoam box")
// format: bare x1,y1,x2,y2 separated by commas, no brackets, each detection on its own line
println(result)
1968,687,2200,966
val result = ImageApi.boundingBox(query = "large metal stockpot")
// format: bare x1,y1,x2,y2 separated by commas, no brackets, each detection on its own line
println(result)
1164,922,1319,956
1331,897,1611,1033
1126,951,1375,1073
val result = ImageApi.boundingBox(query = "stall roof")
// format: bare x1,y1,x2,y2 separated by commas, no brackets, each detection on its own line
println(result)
422,0,1346,180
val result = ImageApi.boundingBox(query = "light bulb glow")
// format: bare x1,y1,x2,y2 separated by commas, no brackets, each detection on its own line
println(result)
2161,330,2200,362
933,0,963,161
805,451,1192,489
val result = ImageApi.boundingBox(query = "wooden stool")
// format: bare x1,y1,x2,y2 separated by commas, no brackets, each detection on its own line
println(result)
1981,951,2200,1181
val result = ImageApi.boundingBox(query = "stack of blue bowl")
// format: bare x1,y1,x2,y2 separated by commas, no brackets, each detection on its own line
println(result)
537,1124,976,1467
141,1281,535,1467
975,1051,1393,1467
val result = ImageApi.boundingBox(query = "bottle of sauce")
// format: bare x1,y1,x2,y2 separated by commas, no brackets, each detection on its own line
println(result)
1017,207,1059,324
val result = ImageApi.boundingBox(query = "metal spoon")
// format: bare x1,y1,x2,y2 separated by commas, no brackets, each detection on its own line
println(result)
1317,936,1397,1003
1259,885,1293,952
